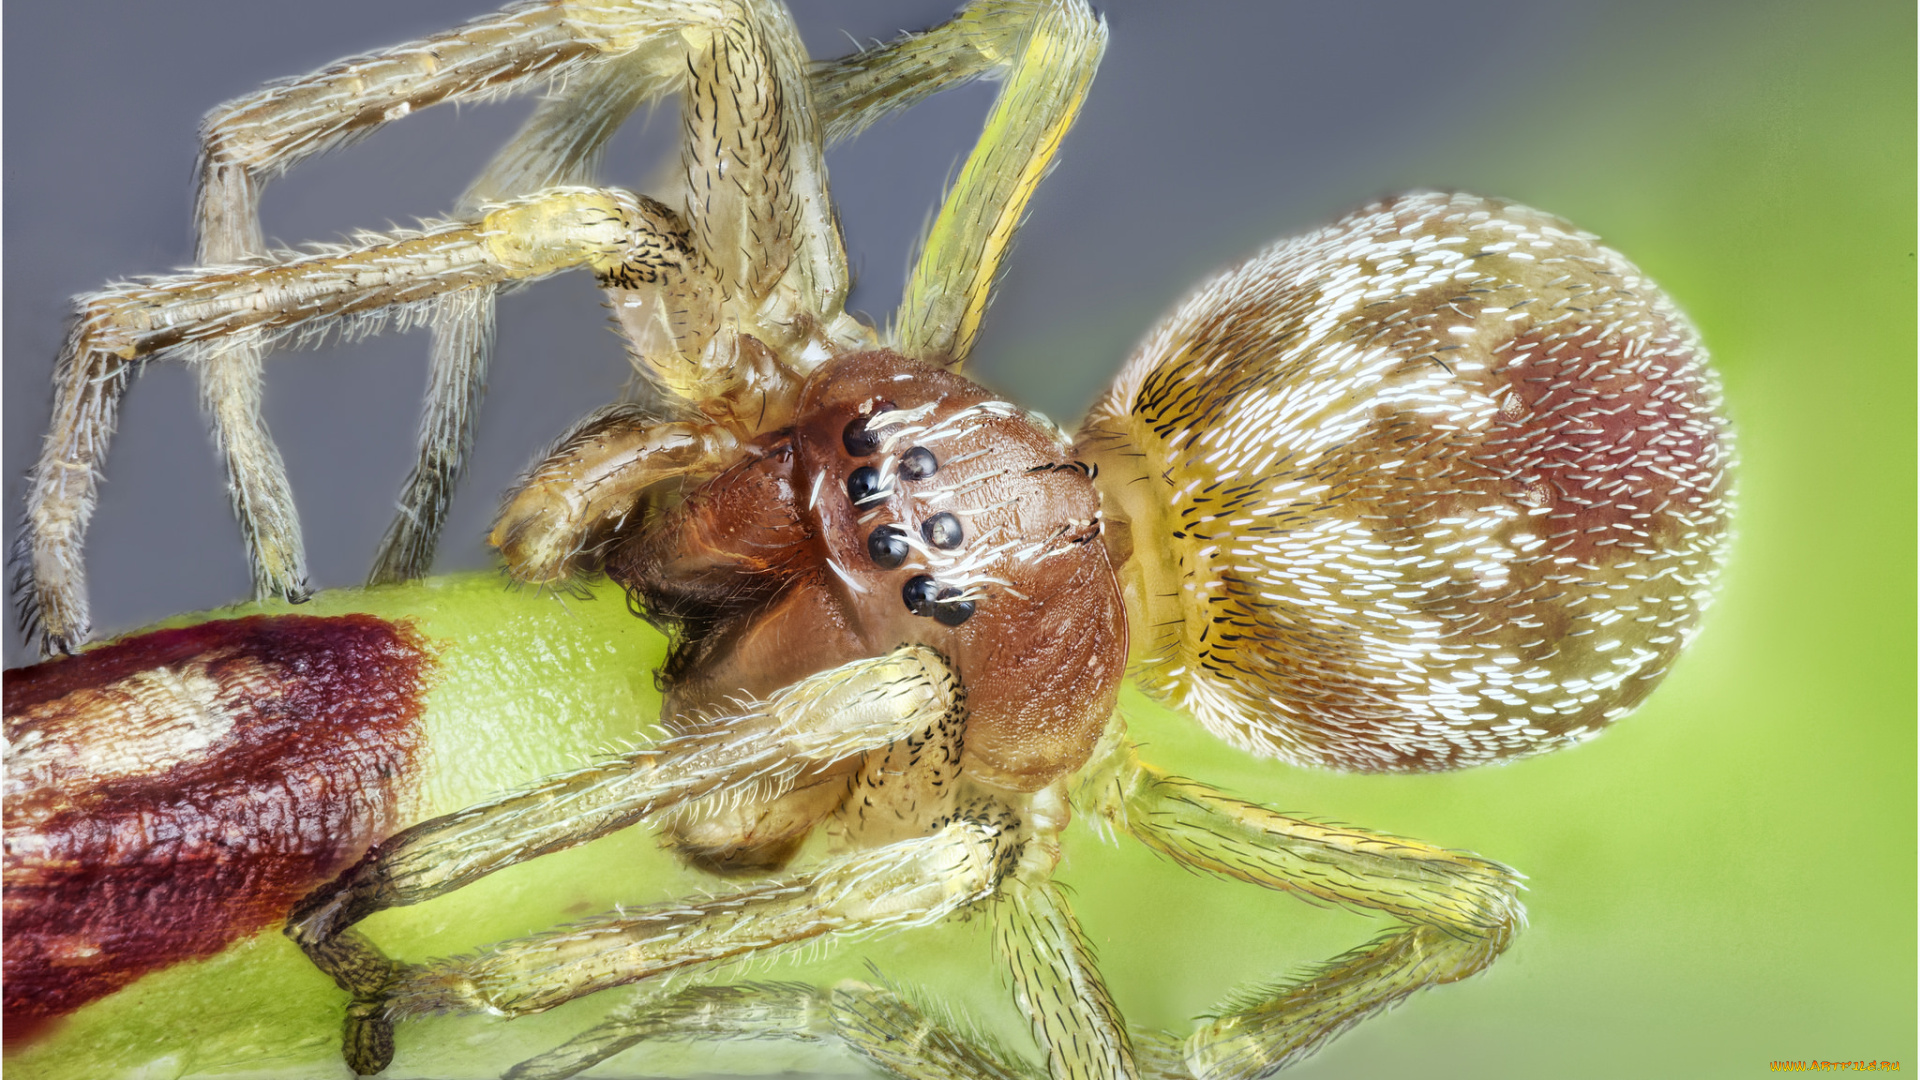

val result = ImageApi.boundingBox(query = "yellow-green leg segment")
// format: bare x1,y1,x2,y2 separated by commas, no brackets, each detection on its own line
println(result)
1073,735,1524,1079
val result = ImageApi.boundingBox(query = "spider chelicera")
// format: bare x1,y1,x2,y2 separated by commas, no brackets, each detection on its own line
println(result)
10,1,1731,1077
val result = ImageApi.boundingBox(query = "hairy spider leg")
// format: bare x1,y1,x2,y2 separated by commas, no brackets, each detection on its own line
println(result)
488,406,741,584
386,815,1016,1020
521,773,1139,1080
24,0,817,619
288,645,964,956
373,31,715,586
868,0,1107,367
372,43,676,584
1073,733,1524,1079
366,288,497,583
503,980,1033,1080
189,0,638,601
189,0,876,590
604,0,865,411
188,0,718,596
482,0,848,587
285,645,969,1073
20,186,694,654
406,715,1522,1080
369,47,690,588
994,838,1136,1079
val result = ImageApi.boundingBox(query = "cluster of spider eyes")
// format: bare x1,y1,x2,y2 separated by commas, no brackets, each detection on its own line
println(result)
842,411,975,628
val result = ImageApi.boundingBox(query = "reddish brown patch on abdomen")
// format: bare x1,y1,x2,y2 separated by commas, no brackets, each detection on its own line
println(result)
3,614,433,1040
1473,322,1725,567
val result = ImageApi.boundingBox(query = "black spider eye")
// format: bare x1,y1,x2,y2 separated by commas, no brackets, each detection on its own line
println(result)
902,575,942,615
847,466,885,505
921,512,963,550
867,525,909,569
841,401,895,457
931,595,975,627
902,575,975,626
843,417,881,457
899,446,938,480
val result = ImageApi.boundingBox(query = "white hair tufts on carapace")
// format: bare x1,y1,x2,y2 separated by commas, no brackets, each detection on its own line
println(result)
1078,192,1733,772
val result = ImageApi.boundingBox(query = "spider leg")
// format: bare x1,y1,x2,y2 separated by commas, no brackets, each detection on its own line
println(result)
384,0,862,580
503,793,1150,1080
367,288,496,584
186,0,703,604
1074,737,1524,1079
20,186,698,654
189,1,739,264
830,980,1040,1080
856,0,1105,367
198,321,313,605
363,45,704,584
386,812,1017,1018
286,644,964,1073
624,0,869,411
812,0,1081,145
681,2,816,311
290,644,961,952
501,983,838,1080
503,980,1036,1080
488,406,740,584
530,785,1136,1080
995,838,1138,1079
176,1,813,598
469,52,684,207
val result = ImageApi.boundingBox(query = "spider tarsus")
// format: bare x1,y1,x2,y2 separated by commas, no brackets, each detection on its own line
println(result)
368,521,437,587
6,529,55,655
344,998,397,1076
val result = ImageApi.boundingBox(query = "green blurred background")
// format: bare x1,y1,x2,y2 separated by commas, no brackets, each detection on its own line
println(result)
5,0,1913,1076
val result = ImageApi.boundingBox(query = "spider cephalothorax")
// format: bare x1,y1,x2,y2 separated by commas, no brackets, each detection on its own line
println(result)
605,349,1127,869
8,2,1729,1078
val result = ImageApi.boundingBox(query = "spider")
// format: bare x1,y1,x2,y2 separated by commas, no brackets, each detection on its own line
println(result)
10,0,1732,1077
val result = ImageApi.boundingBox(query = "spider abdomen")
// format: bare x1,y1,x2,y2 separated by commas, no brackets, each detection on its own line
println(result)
1079,193,1733,771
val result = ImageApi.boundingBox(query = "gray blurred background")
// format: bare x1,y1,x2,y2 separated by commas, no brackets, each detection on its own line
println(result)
4,0,1656,666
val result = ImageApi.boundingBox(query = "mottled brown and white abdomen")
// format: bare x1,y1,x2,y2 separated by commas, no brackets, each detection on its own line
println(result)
1078,192,1732,771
